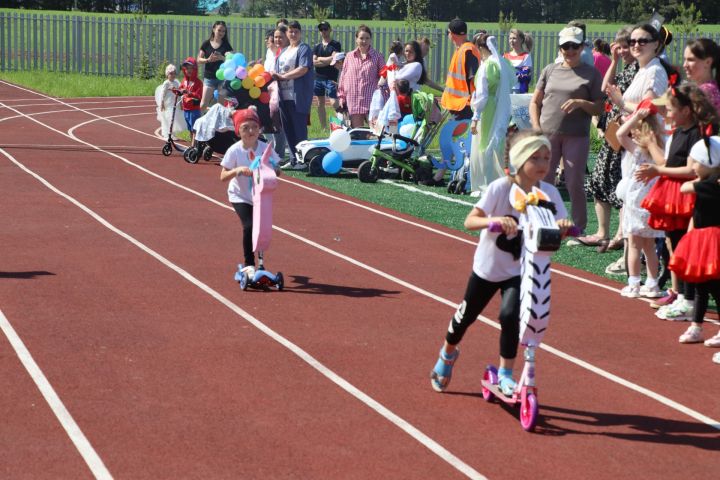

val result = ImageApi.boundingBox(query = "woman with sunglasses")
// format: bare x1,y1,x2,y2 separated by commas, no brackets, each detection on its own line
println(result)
197,21,233,111
606,24,670,116
530,26,604,233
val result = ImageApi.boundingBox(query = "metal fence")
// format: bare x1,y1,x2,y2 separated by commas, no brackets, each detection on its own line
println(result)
2,12,720,83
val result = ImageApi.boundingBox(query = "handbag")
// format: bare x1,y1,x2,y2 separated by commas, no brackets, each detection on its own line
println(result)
604,117,622,152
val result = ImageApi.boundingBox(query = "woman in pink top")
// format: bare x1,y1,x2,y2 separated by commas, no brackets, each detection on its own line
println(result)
592,38,612,79
683,38,720,113
337,24,385,127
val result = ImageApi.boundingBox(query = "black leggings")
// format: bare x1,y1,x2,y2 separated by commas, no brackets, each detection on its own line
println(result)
668,229,695,301
446,272,521,360
693,279,720,324
232,202,255,267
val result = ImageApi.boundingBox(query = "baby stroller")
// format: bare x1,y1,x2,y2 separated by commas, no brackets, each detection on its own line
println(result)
357,90,446,183
183,77,275,164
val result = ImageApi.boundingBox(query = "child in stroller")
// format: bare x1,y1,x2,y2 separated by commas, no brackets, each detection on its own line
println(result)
183,72,276,164
357,80,444,183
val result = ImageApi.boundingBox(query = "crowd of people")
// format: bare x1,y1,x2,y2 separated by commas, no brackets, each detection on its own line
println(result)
155,17,720,378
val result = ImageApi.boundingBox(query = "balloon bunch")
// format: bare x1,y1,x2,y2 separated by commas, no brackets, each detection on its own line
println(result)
216,53,272,104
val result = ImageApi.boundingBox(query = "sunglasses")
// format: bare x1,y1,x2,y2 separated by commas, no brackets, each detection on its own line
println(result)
560,43,581,51
629,38,654,47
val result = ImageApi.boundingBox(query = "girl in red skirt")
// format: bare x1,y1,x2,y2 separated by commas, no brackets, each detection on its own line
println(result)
669,137,720,364
636,84,719,320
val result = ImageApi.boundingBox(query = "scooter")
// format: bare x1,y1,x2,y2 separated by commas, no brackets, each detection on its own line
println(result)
234,144,284,292
161,91,182,157
480,184,578,431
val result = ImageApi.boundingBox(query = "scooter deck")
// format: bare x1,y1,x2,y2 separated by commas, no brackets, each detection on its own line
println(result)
480,379,521,405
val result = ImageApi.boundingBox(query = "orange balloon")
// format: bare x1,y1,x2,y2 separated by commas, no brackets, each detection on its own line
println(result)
254,75,266,88
254,64,265,75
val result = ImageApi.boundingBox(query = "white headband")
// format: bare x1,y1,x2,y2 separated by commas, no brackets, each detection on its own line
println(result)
509,135,551,172
689,137,720,168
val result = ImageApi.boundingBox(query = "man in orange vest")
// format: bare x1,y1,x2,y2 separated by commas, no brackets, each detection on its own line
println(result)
422,18,481,187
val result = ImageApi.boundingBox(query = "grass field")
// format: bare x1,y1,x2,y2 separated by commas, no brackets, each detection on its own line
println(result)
5,8,720,35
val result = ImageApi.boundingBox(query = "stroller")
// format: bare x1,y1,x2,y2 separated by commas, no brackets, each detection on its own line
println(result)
357,90,447,183
182,77,275,164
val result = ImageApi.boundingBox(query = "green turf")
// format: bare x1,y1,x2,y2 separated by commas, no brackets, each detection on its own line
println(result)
0,70,159,97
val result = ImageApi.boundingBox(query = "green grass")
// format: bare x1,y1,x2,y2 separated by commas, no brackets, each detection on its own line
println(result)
0,70,158,97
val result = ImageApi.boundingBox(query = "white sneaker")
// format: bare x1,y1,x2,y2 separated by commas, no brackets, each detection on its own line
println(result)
656,298,683,319
679,325,704,344
241,265,256,280
661,299,694,321
713,352,720,364
621,284,641,298
704,331,720,347
639,285,663,298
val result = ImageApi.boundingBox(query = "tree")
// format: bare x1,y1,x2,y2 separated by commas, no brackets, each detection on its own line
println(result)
672,2,702,34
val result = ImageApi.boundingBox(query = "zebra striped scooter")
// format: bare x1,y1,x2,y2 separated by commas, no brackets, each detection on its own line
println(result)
481,183,578,431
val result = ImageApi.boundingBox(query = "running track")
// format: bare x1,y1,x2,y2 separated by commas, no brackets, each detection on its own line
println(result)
0,81,718,479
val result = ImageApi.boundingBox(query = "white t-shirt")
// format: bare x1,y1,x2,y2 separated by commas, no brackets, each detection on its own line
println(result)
220,140,279,205
395,62,423,91
472,177,567,282
277,46,300,101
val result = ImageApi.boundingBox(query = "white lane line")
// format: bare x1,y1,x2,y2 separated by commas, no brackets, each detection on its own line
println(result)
0,100,154,109
378,179,476,206
0,308,112,479
0,147,487,480
5,82,720,432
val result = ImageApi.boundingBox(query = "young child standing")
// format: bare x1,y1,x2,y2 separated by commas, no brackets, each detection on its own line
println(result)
155,64,183,139
668,136,720,362
430,130,572,396
178,57,203,140
220,108,281,280
615,100,665,298
637,84,719,320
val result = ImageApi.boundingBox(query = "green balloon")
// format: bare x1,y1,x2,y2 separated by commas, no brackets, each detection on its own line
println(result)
216,69,225,81
226,52,234,60
230,79,241,90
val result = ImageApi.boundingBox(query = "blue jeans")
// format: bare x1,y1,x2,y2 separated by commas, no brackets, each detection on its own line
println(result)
279,100,308,161
313,78,337,98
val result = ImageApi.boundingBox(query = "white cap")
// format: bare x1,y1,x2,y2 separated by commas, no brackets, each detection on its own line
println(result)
689,137,720,168
558,26,583,45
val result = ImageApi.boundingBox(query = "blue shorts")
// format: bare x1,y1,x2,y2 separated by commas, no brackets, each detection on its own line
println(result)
184,109,201,131
314,78,337,99
203,78,221,89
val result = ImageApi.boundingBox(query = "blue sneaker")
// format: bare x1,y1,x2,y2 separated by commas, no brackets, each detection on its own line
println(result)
498,375,517,397
430,348,459,392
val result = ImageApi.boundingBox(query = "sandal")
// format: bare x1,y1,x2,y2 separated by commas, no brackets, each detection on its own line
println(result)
576,234,608,247
430,348,459,393
606,237,624,251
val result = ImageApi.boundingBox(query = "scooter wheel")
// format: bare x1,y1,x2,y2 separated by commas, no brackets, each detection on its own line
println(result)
162,143,172,156
275,272,284,291
447,180,458,194
520,392,539,432
183,147,199,164
239,272,249,291
202,146,213,161
455,179,467,195
400,168,413,183
481,365,498,402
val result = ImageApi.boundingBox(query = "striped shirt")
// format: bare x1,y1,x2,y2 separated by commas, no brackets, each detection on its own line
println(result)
338,47,385,115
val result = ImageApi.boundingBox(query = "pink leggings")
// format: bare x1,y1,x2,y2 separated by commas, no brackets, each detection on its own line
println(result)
543,133,590,232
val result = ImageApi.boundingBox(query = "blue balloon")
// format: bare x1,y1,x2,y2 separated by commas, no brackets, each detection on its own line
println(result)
234,53,247,68
322,151,343,174
401,114,415,126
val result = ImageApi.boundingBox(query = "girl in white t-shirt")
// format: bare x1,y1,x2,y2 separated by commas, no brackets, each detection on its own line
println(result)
430,130,572,396
220,107,281,280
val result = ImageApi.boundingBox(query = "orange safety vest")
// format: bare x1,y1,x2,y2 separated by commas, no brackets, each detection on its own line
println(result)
441,42,481,112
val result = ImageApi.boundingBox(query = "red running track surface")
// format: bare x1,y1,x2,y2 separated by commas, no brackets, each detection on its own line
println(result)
0,81,718,479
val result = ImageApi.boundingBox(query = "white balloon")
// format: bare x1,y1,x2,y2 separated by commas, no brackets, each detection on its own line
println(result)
328,129,351,152
399,123,415,138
